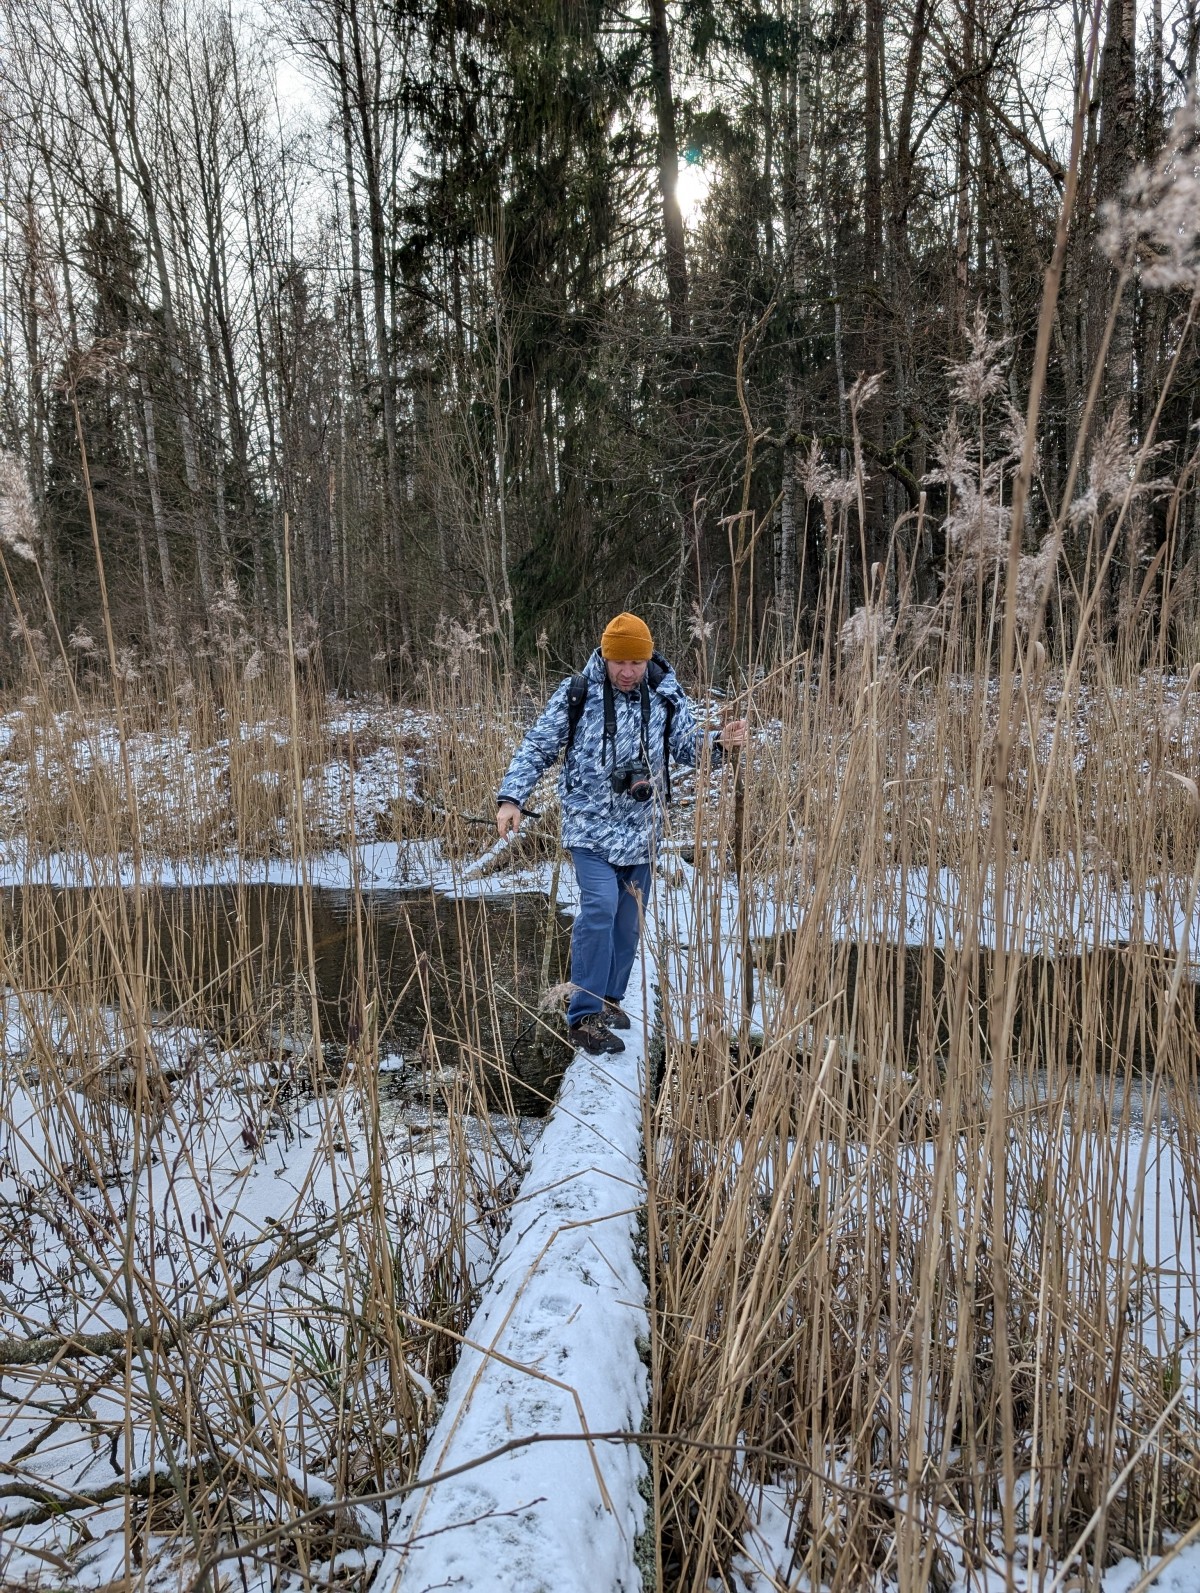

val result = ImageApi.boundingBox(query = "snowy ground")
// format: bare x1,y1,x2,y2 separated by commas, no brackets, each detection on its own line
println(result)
5,835,1200,1592
0,966,530,1591
722,1116,1200,1593
363,841,1200,1593
5,688,1200,1589
384,995,651,1593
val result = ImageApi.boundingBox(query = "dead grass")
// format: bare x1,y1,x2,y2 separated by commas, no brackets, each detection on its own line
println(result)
4,223,1200,1589
650,620,1200,1587
647,394,1200,1590
3,581,1200,1591
0,613,551,1591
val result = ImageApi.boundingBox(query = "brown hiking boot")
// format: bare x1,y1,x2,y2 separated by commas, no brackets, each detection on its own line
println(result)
567,1014,625,1055
602,1000,632,1031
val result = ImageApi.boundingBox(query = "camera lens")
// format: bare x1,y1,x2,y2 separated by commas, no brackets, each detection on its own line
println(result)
612,763,652,799
627,766,652,801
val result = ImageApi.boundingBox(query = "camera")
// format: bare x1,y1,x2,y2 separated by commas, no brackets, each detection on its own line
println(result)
611,762,653,802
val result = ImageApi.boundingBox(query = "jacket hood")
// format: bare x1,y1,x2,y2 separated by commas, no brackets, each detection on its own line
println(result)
581,648,678,692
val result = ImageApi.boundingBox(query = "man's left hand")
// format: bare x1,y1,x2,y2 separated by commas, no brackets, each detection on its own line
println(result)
719,718,748,751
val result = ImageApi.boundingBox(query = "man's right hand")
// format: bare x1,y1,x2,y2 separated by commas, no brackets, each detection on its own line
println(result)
497,801,523,839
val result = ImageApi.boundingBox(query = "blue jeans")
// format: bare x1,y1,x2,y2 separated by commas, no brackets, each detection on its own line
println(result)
567,850,653,1025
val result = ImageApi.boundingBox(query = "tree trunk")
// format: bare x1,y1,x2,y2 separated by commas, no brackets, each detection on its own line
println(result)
137,383,176,616
339,0,410,644
863,0,883,304
1092,0,1136,415
647,0,688,337
779,0,814,644
953,0,976,338
124,395,157,645
861,0,886,591
335,7,370,379
888,0,929,602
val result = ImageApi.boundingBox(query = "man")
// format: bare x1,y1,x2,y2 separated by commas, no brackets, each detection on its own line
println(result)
496,612,747,1055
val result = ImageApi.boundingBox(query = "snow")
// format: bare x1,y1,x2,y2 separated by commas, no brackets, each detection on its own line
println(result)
720,1117,1200,1591
727,1489,1200,1593
0,812,647,1592
709,862,1200,968
0,1000,527,1587
382,985,651,1593
362,839,1200,1593
6,690,1200,1592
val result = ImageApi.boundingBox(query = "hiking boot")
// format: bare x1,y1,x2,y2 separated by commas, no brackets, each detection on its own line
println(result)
568,1015,625,1055
602,1000,632,1031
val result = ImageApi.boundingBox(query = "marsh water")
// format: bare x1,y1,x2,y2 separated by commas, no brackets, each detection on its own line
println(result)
1,884,575,1115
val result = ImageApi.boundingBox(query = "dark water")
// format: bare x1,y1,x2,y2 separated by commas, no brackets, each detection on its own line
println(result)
763,935,1200,1072
1,885,575,1115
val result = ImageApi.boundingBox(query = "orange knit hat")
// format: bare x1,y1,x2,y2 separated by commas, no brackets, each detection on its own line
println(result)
600,612,653,662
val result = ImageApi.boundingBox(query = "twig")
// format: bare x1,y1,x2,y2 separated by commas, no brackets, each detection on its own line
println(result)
0,1218,344,1369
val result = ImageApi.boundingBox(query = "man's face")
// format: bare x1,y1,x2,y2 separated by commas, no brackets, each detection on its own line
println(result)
606,657,648,693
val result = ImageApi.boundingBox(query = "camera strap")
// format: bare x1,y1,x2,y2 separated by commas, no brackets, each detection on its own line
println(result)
601,675,616,767
599,675,652,768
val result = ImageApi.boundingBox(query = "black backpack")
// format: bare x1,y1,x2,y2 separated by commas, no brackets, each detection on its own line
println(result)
563,652,677,801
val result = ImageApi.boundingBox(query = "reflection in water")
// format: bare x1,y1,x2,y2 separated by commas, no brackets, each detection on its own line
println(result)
0,885,575,1116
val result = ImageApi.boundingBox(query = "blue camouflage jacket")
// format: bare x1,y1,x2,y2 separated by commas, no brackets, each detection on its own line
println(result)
498,649,719,865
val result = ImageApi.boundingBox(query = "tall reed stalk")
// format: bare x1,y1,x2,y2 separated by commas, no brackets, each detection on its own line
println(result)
647,89,1200,1578
0,538,542,1586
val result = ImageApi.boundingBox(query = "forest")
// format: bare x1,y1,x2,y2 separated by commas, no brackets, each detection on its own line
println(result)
1,0,1193,686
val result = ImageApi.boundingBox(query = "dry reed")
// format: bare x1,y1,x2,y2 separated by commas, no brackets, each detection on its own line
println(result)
647,184,1200,1588
0,590,546,1591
